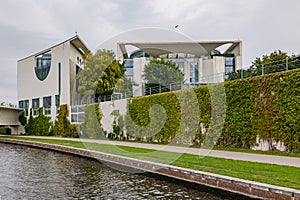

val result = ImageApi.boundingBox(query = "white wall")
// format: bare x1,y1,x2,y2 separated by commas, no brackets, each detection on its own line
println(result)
100,99,127,133
17,41,79,120
132,57,149,97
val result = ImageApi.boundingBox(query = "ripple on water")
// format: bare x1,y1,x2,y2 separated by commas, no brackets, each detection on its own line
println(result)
0,143,253,200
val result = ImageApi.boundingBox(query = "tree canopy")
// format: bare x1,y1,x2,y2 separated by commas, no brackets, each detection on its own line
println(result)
227,50,300,80
77,49,132,101
143,59,184,94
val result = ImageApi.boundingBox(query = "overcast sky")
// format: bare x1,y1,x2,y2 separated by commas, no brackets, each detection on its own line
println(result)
1,0,300,103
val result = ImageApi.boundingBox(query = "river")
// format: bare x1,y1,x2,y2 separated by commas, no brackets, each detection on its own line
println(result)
0,143,253,199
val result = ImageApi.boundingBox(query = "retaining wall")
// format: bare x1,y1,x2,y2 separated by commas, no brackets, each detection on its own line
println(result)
1,138,299,200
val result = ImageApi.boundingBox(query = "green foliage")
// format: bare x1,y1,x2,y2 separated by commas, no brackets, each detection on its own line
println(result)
96,60,125,96
18,111,27,126
124,69,300,152
25,108,52,136
227,50,300,80
77,49,127,100
82,103,103,138
144,59,184,94
53,104,78,137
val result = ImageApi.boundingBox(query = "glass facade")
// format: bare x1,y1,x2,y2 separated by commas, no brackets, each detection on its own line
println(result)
43,96,51,115
55,95,60,114
225,57,235,75
166,58,185,72
35,51,51,81
189,62,198,83
32,98,39,116
124,59,133,80
19,100,29,116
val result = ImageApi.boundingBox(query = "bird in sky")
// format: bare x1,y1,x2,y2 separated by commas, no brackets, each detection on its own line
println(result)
175,25,179,28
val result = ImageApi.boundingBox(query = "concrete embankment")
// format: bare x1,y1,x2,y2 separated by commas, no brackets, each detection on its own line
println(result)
1,138,299,200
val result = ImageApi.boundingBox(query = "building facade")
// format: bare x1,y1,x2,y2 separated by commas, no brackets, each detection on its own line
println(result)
118,41,242,96
17,37,242,122
17,36,89,120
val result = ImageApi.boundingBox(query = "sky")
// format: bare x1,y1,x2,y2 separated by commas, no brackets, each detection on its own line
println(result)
0,0,300,103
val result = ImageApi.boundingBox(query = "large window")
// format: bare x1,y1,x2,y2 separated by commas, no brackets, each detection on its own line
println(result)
124,59,133,80
225,57,235,75
35,51,51,81
43,96,52,115
189,62,198,83
19,100,29,116
55,95,60,114
32,98,40,116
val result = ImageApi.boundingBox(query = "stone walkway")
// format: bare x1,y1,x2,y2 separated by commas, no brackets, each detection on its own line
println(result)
5,135,300,168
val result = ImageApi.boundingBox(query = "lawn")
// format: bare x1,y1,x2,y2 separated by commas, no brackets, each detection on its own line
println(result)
1,136,300,190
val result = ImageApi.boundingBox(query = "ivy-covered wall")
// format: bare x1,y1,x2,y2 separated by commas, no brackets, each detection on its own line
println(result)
124,69,300,152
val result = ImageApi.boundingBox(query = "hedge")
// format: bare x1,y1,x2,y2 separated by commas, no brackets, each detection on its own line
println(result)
124,69,300,151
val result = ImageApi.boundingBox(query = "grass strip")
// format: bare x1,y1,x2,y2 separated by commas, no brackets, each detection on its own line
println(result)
1,136,300,190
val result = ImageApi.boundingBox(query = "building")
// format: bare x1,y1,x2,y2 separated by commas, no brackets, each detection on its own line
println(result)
117,41,242,96
17,35,89,120
17,36,242,122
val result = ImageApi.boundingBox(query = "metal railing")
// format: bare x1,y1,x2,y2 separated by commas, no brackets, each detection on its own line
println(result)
226,57,300,80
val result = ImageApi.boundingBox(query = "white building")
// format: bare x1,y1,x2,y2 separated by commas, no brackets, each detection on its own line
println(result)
17,36,242,122
118,41,242,96
17,35,89,120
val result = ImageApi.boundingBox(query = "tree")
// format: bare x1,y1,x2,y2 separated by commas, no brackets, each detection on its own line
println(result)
77,49,126,101
96,60,125,97
227,50,300,80
19,111,27,126
53,104,78,137
144,59,184,94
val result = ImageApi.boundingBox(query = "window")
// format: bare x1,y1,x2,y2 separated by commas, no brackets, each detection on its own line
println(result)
124,59,134,79
35,51,51,81
32,98,40,116
19,100,29,116
70,105,85,123
43,96,52,115
55,95,60,114
225,57,235,75
189,62,198,83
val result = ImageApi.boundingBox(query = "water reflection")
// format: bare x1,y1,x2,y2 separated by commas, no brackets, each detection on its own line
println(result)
0,143,253,199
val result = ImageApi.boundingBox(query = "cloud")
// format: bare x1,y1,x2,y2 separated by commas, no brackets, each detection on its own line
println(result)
0,0,300,102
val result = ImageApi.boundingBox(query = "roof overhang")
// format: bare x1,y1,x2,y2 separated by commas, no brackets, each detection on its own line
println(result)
18,35,90,62
118,41,242,58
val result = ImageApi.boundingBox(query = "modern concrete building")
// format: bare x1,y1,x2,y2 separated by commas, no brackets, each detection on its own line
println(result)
17,36,242,122
118,41,242,96
17,35,89,120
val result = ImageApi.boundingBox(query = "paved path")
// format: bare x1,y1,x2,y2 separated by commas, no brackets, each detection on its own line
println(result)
3,135,300,168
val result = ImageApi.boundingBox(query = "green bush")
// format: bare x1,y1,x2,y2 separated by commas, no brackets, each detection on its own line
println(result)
82,103,103,138
25,108,52,136
53,104,79,138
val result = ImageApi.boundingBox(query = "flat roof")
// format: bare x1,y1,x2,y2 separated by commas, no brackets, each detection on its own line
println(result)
18,35,90,62
118,40,242,58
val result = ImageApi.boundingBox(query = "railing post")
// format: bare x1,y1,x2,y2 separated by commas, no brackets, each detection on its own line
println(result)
159,85,161,93
170,83,172,91
149,87,151,95
286,57,289,71
262,64,264,76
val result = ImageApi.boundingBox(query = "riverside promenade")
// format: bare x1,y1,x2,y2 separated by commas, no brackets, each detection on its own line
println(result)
10,135,300,168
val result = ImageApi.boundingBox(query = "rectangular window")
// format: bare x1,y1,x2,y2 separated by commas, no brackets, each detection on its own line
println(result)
43,96,51,115
190,62,198,83
32,98,40,116
225,57,235,75
55,95,60,114
19,100,29,116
